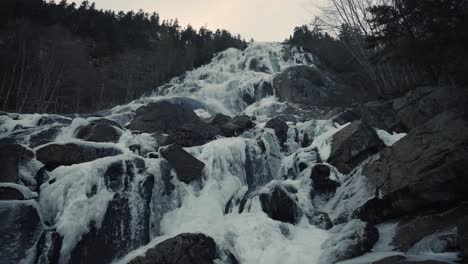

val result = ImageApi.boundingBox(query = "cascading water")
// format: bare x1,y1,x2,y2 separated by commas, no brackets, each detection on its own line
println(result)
5,42,455,264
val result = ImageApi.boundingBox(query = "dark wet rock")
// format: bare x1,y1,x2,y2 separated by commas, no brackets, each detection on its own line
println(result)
371,255,406,264
328,120,385,174
0,143,34,183
358,100,405,132
36,115,72,126
259,184,299,224
29,126,62,148
389,205,468,252
75,119,123,143
248,58,269,73
273,65,334,106
160,159,175,195
265,116,289,146
459,215,468,260
331,109,361,125
161,144,205,183
0,184,26,200
34,167,49,193
36,143,123,171
0,201,44,264
103,160,126,192
207,113,232,126
33,229,62,264
128,101,218,147
70,159,154,264
128,233,217,264
310,164,339,195
220,115,255,137
319,220,379,263
392,86,468,131
357,112,468,224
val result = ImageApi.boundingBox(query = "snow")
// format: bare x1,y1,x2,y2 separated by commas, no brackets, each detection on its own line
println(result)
375,129,406,146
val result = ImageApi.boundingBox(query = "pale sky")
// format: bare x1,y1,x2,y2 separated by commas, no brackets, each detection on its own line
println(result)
76,0,321,41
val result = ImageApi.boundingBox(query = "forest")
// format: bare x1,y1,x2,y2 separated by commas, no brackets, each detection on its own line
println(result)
287,0,468,97
0,0,246,113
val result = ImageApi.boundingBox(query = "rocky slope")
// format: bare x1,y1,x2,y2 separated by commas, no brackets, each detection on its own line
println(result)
0,42,467,264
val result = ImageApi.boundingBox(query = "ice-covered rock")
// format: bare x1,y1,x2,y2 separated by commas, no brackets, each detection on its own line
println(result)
36,142,123,171
126,233,218,264
74,118,123,143
128,100,219,147
319,220,379,263
327,120,384,174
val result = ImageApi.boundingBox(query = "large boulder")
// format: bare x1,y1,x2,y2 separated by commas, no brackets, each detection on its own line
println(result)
128,233,217,264
357,112,468,224
265,116,289,146
36,143,123,171
0,200,44,263
75,118,123,143
319,220,379,263
258,184,299,224
69,158,155,264
328,120,385,174
0,143,34,183
128,101,219,147
389,205,466,252
220,115,255,137
310,164,340,196
273,65,335,106
29,126,62,148
161,144,205,183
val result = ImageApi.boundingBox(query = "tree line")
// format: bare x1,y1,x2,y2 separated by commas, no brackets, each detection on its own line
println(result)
0,0,246,113
288,0,468,97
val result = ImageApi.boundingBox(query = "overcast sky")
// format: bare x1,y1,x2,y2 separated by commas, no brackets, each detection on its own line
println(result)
76,0,321,41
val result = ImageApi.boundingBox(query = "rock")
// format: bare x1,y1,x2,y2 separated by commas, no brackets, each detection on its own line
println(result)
358,100,405,132
328,120,385,174
319,220,379,263
459,215,468,260
128,233,217,264
310,164,339,195
161,144,205,183
128,101,218,147
33,230,62,264
389,205,468,252
265,116,289,146
273,65,334,106
259,184,299,224
220,115,255,137
70,159,154,264
0,184,36,200
36,143,123,171
371,255,406,264
357,112,468,223
392,86,468,131
207,113,232,126
75,119,123,143
29,126,62,148
0,200,44,263
241,81,274,105
331,109,361,125
0,143,34,183
36,115,72,126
